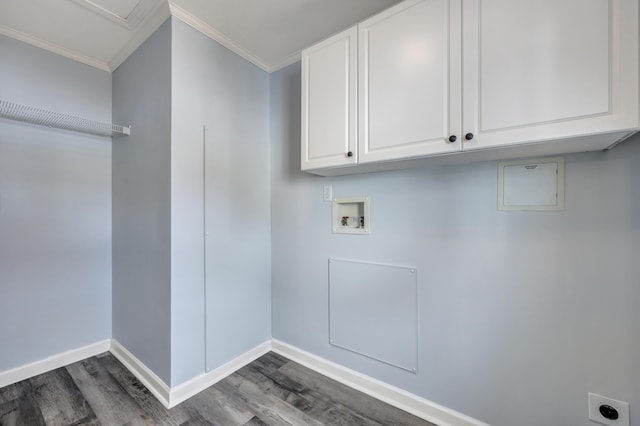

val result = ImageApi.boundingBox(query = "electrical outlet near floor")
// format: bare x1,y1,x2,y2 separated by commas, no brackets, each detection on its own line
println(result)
588,393,630,426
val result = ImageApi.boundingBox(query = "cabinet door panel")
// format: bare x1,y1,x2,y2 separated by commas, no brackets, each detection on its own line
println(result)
302,28,357,170
463,0,639,150
359,0,461,163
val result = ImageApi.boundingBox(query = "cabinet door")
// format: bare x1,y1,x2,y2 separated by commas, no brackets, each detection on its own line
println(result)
462,0,639,151
301,27,357,170
358,0,462,164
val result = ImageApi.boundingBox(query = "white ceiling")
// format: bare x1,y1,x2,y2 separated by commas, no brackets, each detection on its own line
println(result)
0,0,402,73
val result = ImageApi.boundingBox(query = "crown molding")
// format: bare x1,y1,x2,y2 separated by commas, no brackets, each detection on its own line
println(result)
167,1,301,73
70,0,165,30
1,1,300,74
168,1,272,73
0,23,111,72
267,51,302,73
108,1,171,71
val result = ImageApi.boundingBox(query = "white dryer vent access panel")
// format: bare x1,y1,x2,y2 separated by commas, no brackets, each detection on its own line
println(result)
329,258,418,373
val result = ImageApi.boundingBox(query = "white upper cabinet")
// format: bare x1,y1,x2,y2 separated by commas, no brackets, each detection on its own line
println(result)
301,27,357,170
462,0,639,151
301,0,639,175
358,0,462,163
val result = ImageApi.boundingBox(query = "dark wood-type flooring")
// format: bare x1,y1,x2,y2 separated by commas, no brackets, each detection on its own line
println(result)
0,351,435,426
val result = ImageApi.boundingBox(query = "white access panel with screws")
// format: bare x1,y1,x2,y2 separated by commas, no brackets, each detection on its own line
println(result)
498,157,565,211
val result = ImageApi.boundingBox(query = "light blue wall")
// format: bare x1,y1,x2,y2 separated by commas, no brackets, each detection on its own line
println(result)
270,63,640,426
110,18,271,387
168,18,206,386
0,36,112,370
112,19,172,384
4,20,637,426
171,18,271,385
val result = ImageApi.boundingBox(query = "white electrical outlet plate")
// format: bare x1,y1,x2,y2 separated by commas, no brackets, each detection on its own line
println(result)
588,393,630,426
323,185,332,202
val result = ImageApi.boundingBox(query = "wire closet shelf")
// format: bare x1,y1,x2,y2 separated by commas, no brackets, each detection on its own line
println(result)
0,99,130,137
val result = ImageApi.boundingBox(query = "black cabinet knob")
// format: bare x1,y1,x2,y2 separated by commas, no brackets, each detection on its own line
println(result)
347,151,353,157
465,133,474,141
448,135,457,143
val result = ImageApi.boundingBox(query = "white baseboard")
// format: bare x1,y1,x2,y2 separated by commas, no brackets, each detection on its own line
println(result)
2,337,488,426
110,339,271,409
0,339,111,388
1,337,270,410
271,339,489,426
110,339,172,407
168,340,271,408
